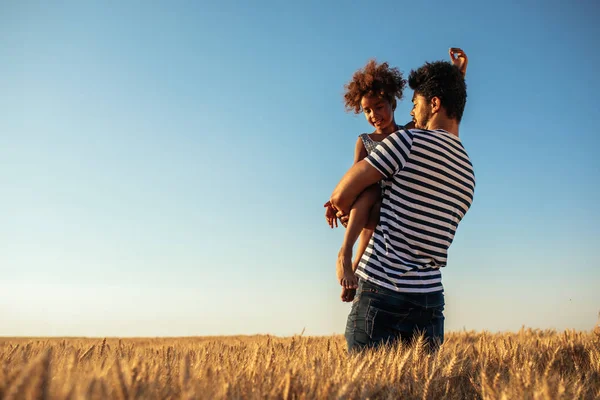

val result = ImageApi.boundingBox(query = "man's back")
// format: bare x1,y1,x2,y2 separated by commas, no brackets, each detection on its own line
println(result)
359,128,475,293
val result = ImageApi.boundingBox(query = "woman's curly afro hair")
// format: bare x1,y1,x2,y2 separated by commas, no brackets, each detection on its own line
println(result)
344,60,406,114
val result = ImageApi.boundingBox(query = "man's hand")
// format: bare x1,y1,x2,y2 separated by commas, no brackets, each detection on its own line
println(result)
324,201,338,228
336,210,349,228
449,48,468,77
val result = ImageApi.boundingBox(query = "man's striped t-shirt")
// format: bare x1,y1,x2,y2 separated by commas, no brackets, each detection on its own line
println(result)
358,128,475,294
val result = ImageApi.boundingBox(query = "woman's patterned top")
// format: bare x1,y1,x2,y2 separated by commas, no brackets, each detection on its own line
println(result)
359,133,380,155
359,126,405,154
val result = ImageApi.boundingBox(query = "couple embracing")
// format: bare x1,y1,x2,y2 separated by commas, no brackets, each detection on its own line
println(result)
325,48,475,352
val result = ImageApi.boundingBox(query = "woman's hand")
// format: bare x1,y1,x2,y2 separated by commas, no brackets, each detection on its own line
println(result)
324,201,338,228
336,210,349,228
449,48,468,77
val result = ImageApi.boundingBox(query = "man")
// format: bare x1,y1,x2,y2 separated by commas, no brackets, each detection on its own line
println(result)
329,52,475,351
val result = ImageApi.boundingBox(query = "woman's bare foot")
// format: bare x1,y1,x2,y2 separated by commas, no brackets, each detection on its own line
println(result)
336,252,350,283
341,287,357,302
340,258,360,302
342,270,358,289
337,251,358,289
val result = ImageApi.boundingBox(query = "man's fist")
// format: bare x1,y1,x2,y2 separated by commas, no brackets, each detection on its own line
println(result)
449,48,468,77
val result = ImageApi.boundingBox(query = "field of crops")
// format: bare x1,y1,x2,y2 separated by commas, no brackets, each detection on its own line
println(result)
1,329,599,399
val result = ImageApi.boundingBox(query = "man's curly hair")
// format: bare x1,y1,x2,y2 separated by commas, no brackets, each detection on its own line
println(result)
344,60,406,114
408,61,467,123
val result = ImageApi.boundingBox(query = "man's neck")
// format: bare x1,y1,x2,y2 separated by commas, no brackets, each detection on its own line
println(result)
426,118,460,137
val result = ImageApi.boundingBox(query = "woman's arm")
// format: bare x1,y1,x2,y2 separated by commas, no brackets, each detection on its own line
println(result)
324,137,368,227
354,137,368,164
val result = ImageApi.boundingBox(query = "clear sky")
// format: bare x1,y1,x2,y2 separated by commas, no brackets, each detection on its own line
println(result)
2,0,599,337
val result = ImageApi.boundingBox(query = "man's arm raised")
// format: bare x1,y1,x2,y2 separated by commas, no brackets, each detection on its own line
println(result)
329,160,384,215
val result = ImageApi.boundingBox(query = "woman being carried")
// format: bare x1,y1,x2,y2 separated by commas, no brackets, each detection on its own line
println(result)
326,48,468,302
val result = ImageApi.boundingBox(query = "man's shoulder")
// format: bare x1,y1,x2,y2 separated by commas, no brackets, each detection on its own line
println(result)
389,127,418,139
402,128,435,136
403,128,465,149
381,128,416,147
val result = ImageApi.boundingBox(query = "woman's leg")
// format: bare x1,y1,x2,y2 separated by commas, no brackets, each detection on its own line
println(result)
353,200,380,268
337,185,381,291
341,200,381,302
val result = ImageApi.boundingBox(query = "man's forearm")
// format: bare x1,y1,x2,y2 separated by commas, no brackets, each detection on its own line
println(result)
330,160,383,214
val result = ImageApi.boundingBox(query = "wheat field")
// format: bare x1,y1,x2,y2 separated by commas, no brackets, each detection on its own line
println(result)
1,329,599,399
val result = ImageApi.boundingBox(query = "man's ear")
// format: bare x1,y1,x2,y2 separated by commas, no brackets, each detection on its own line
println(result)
391,98,397,111
430,96,442,114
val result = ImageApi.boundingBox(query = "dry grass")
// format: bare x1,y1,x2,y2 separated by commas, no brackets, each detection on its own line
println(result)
1,329,599,399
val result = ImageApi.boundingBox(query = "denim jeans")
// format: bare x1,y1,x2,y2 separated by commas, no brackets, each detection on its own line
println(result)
345,279,445,353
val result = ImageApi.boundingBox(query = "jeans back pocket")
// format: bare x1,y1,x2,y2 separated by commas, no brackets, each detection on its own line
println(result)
365,300,413,340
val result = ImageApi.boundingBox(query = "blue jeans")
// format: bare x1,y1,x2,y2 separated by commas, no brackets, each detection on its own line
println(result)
345,279,445,353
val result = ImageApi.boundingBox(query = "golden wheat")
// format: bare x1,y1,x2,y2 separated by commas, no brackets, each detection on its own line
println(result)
0,329,598,399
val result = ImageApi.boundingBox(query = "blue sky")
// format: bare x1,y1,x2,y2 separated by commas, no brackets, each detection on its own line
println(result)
1,0,599,337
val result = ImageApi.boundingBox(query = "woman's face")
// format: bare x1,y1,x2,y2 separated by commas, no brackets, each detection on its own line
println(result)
361,95,395,133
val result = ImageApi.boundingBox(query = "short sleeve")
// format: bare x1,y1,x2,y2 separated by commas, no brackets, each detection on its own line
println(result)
365,129,414,179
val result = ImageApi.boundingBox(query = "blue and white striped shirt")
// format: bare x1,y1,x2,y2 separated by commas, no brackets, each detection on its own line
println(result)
359,128,475,293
